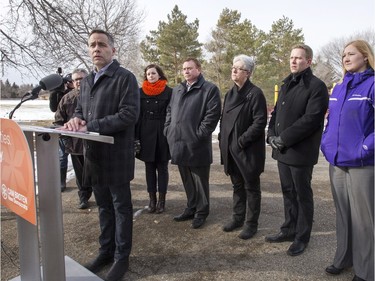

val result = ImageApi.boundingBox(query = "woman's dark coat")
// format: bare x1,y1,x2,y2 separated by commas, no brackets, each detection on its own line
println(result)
219,79,268,182
136,86,172,162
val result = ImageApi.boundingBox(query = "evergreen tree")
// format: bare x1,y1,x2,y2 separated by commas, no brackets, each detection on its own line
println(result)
0,80,33,99
1,79,12,98
140,5,202,85
254,16,304,103
10,82,20,98
204,9,265,96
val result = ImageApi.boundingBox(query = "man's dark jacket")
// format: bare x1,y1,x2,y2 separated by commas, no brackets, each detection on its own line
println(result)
268,67,329,166
164,74,221,167
75,60,140,186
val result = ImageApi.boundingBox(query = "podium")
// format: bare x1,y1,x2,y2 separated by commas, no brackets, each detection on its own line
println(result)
2,122,113,281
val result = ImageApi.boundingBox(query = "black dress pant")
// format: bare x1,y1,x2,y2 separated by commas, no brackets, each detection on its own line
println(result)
230,173,261,229
92,182,133,261
145,161,169,194
178,165,210,219
277,161,314,243
71,154,92,202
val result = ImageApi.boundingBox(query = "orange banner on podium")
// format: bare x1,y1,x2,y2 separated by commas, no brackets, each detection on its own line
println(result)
1,118,36,225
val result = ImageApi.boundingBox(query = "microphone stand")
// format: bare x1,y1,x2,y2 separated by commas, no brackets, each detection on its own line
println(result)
8,89,40,120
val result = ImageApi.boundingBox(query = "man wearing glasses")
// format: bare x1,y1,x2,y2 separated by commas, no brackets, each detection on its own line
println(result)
54,68,92,209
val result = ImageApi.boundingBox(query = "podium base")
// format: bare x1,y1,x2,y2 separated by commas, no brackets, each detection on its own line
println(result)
10,256,103,281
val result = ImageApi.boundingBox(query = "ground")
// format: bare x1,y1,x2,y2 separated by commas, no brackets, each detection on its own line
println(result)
1,144,355,281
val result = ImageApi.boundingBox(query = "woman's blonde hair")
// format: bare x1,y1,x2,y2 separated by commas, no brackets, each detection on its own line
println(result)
342,39,374,75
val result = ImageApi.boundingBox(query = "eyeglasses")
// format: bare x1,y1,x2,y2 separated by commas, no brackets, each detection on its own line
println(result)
73,77,84,82
231,66,248,72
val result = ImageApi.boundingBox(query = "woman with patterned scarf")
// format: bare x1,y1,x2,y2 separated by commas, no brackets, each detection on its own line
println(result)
136,64,172,213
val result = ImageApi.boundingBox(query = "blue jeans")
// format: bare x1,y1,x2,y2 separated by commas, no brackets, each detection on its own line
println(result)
58,139,69,169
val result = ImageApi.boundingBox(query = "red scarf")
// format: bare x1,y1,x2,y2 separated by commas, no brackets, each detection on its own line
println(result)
142,80,167,96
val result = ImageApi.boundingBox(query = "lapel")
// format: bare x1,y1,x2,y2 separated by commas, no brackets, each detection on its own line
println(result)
224,80,254,113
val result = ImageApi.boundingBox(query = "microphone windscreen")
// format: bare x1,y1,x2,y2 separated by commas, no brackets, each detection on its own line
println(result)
39,74,63,90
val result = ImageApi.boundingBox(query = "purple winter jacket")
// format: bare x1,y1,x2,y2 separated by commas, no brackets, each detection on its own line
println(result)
321,68,374,167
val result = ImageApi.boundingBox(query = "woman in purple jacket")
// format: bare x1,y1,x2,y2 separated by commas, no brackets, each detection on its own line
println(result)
321,40,374,281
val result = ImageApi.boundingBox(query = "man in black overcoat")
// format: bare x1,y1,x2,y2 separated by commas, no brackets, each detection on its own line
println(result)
164,58,221,229
266,44,329,256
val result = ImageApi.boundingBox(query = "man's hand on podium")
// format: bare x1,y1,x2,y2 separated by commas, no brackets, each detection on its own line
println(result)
59,117,88,132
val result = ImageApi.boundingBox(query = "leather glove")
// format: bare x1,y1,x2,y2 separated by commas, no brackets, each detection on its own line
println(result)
267,136,276,145
134,139,141,155
270,136,285,152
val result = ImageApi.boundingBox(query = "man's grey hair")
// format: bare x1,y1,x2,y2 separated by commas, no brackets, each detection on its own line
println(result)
233,54,255,73
72,68,89,75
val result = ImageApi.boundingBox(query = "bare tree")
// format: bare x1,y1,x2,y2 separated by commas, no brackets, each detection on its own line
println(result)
1,0,144,80
315,29,375,85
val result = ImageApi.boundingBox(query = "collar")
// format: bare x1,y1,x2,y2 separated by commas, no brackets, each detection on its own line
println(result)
184,74,204,90
93,60,114,75
283,67,312,87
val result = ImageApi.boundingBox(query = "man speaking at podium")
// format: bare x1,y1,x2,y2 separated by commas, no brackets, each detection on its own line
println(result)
63,29,139,281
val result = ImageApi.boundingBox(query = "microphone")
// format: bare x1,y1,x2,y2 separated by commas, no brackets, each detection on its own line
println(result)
30,73,63,99
9,74,64,119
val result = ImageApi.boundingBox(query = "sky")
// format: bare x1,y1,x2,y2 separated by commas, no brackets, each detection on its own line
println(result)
136,0,374,51
1,0,374,85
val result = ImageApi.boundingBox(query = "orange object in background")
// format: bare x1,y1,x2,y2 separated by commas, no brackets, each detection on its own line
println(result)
1,118,36,225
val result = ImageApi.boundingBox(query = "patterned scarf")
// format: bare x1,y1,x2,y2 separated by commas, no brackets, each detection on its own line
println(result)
142,80,167,96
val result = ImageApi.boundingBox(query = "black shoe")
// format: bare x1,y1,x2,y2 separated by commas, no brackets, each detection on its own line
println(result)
173,211,195,222
352,276,365,281
84,254,113,273
287,240,307,256
222,220,244,232
325,265,343,275
105,260,129,281
191,218,206,229
78,200,89,209
265,231,295,243
238,227,257,240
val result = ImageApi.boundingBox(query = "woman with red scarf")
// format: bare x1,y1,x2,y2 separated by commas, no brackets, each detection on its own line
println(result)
136,64,172,213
